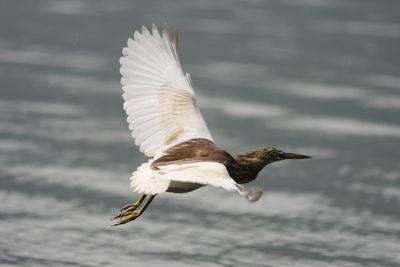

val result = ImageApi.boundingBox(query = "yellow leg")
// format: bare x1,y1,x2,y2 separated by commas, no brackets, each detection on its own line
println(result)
111,195,156,226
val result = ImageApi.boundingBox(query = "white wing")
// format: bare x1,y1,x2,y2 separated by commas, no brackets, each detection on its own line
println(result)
158,162,263,202
130,161,262,201
120,24,213,157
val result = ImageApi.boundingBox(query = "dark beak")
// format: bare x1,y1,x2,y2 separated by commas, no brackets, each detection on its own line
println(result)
281,152,311,160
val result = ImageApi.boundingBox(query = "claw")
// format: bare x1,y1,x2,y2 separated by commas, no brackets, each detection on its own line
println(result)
111,195,156,227
111,210,141,226
111,213,125,220
120,203,140,213
112,206,140,220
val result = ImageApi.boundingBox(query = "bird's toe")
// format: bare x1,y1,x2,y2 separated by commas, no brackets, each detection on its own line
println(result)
111,210,142,226
120,203,140,213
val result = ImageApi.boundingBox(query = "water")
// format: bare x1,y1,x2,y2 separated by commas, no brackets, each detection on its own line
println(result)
1,0,400,266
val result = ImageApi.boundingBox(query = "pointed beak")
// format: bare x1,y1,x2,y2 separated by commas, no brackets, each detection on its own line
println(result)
281,152,311,160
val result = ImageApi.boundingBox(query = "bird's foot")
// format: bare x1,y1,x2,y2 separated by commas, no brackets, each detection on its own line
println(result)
111,210,142,226
111,194,147,220
112,202,141,219
112,205,139,220
110,194,156,226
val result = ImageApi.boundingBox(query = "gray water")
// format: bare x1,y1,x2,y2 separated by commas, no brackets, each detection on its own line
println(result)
1,0,400,266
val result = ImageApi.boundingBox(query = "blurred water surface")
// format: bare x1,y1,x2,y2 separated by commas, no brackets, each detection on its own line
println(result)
1,0,400,266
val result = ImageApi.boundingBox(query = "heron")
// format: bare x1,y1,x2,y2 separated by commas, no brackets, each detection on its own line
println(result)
112,24,311,226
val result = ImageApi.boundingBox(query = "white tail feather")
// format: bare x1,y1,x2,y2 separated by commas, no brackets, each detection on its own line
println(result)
129,161,170,195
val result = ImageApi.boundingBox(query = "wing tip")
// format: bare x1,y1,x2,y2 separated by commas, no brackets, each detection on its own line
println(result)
122,47,130,57
172,27,179,50
247,190,263,203
133,30,141,41
142,24,152,36
151,23,159,37
162,23,170,41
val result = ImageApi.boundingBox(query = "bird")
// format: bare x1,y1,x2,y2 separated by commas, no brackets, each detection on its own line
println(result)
111,24,311,226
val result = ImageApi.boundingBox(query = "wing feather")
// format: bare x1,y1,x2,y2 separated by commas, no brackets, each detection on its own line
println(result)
121,24,213,157
158,162,263,202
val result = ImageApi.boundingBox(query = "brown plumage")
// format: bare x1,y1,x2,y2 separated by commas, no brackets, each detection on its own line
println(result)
151,138,311,185
151,138,233,170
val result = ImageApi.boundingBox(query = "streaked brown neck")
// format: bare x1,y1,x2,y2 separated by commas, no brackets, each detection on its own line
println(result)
228,151,269,184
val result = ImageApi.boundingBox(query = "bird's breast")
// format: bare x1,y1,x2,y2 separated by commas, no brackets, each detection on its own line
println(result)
226,161,258,184
166,181,204,193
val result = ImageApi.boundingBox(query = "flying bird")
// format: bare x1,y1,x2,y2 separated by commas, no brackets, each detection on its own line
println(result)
112,24,310,226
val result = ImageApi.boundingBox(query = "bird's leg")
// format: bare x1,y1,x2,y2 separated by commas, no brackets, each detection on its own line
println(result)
112,194,146,220
111,195,156,226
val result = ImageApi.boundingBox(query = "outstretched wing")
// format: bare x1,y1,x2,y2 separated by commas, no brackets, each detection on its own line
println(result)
120,24,213,157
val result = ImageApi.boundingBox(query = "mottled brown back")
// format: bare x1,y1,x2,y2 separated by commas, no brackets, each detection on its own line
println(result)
151,138,234,170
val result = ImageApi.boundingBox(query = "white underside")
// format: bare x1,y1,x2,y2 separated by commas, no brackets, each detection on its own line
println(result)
129,161,263,202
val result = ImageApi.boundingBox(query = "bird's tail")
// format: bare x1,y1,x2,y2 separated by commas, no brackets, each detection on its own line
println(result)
129,161,170,195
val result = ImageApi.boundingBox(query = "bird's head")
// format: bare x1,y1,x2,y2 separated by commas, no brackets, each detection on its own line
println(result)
234,146,311,184
241,147,311,166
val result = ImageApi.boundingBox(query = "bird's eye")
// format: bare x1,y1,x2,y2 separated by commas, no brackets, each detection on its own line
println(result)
274,151,284,160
